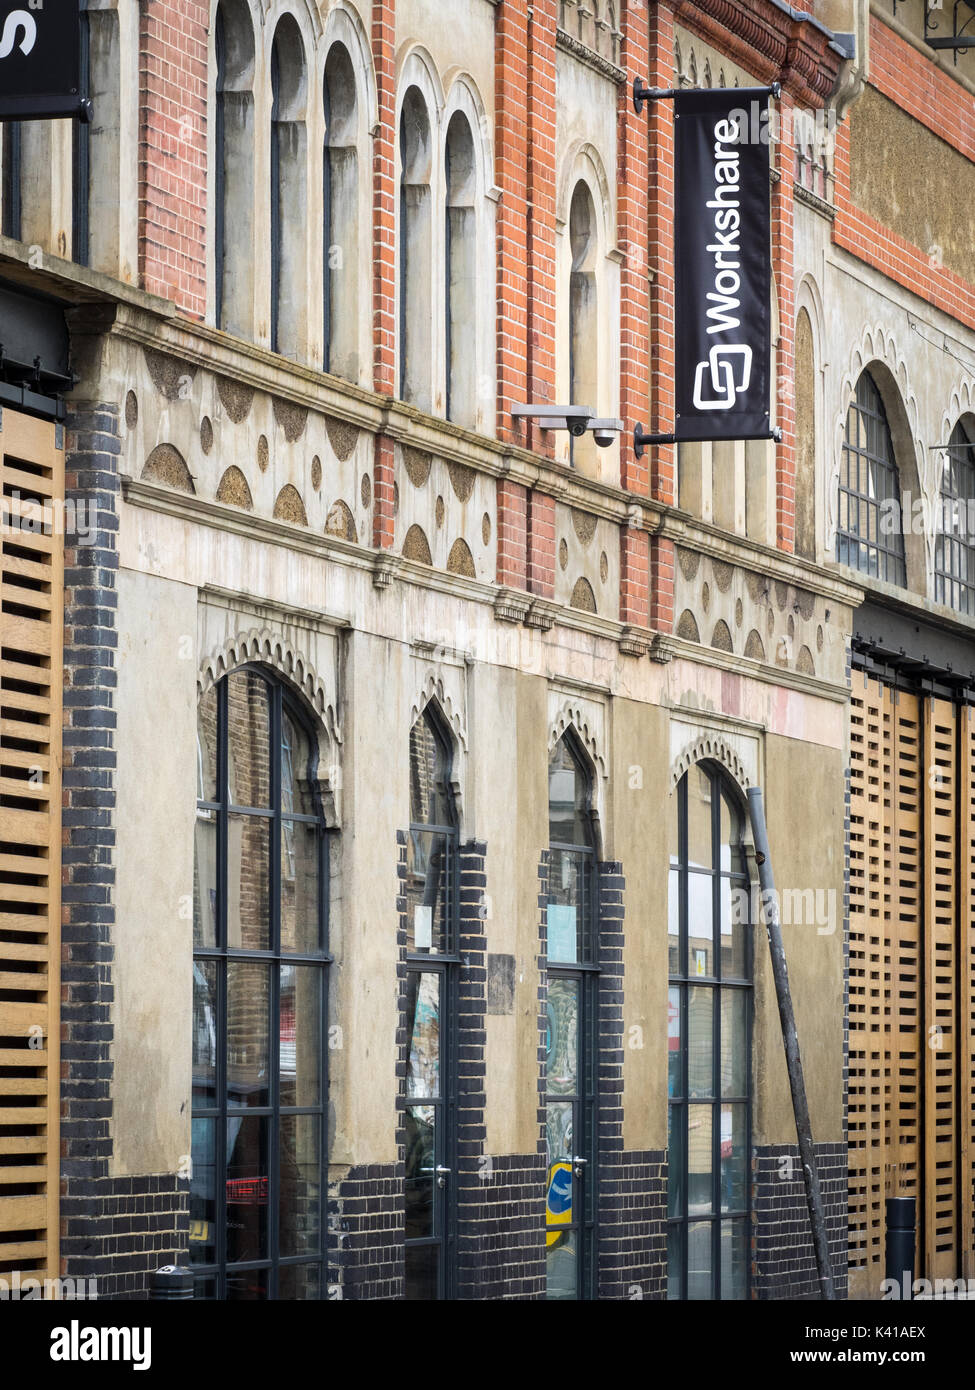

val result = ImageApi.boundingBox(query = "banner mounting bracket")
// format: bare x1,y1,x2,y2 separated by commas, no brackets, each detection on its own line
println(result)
633,423,782,460
633,77,780,116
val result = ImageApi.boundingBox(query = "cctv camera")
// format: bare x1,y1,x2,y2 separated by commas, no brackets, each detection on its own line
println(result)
593,428,616,448
568,418,588,438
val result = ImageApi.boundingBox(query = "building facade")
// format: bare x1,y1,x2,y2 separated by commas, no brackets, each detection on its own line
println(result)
0,0,972,1301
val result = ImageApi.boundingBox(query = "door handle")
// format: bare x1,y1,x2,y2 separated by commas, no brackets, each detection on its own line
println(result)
572,1156,588,1179
435,1164,451,1189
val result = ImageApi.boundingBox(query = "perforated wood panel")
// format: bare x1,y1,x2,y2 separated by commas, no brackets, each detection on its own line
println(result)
849,669,974,1292
922,697,959,1279
961,706,975,1279
0,409,63,1286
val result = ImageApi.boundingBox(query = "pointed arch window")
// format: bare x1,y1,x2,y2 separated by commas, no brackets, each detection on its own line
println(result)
405,705,460,1300
270,17,307,359
214,0,255,335
191,667,331,1299
935,417,975,614
836,370,907,586
568,181,598,471
546,733,599,1300
667,763,751,1300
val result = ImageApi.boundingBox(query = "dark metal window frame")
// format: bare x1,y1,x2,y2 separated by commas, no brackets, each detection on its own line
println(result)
191,665,332,1300
935,417,975,615
667,763,753,1301
404,704,460,1300
836,370,908,587
546,730,600,1301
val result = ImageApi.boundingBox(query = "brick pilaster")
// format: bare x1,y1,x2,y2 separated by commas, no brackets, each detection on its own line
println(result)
138,1,208,318
773,91,796,553
526,1,558,462
527,491,556,599
371,0,397,552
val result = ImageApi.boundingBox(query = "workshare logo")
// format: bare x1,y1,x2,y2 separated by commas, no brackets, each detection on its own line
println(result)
50,1321,151,1371
693,343,753,411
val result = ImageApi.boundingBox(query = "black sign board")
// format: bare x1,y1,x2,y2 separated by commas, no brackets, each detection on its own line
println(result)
674,88,772,441
0,0,87,122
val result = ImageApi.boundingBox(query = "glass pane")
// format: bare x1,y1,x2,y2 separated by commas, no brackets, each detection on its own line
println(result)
546,1227,577,1300
719,877,748,979
720,1219,748,1299
280,964,322,1107
227,813,271,951
687,765,712,870
721,1103,748,1214
226,961,270,1107
193,811,218,949
227,669,271,809
281,710,315,817
687,873,713,977
669,788,679,866
687,988,714,1098
548,847,591,963
546,977,579,1096
405,1243,439,1301
405,1103,437,1239
667,1226,682,1300
406,972,441,1099
667,986,681,1098
667,1103,685,1217
188,1117,216,1265
668,867,680,973
226,1268,268,1300
687,1220,713,1299
721,990,748,1098
193,1276,217,1300
192,960,218,1107
719,789,743,870
279,1263,322,1300
281,819,320,953
225,1114,269,1263
410,712,453,827
546,1100,573,1178
197,685,218,803
279,1115,321,1257
405,829,450,955
549,737,591,846
687,1106,713,1216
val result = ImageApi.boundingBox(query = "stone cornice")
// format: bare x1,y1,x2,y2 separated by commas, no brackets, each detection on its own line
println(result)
555,27,626,84
672,0,844,106
659,633,852,703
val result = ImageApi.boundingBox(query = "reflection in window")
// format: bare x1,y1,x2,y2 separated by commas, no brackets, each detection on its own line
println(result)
667,763,751,1300
191,667,329,1299
935,417,975,614
835,370,907,586
546,733,598,1299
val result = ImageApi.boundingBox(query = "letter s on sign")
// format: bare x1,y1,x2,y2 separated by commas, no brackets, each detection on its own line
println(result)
0,11,37,60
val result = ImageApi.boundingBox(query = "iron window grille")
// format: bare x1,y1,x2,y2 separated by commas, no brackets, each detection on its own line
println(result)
667,763,752,1301
934,418,975,615
836,370,908,587
191,666,331,1300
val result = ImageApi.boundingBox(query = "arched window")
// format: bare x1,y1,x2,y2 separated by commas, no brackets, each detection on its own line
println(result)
935,417,975,614
445,111,476,427
399,86,433,411
405,705,459,1300
836,370,907,586
192,667,330,1299
546,733,598,1300
569,181,598,471
667,763,751,1300
323,42,359,380
270,17,307,359
214,0,255,335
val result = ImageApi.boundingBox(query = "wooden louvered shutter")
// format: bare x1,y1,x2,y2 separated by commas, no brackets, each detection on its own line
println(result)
960,705,975,1279
0,408,63,1287
923,697,960,1279
848,668,890,1295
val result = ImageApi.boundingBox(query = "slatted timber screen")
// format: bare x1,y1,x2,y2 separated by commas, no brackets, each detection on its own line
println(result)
848,669,975,1292
0,408,63,1289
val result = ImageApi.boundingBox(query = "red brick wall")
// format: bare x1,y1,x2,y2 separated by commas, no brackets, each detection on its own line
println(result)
372,0,397,549
773,91,796,554
138,0,208,319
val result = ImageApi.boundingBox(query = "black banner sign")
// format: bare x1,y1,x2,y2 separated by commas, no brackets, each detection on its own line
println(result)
674,89,772,441
0,1,84,122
